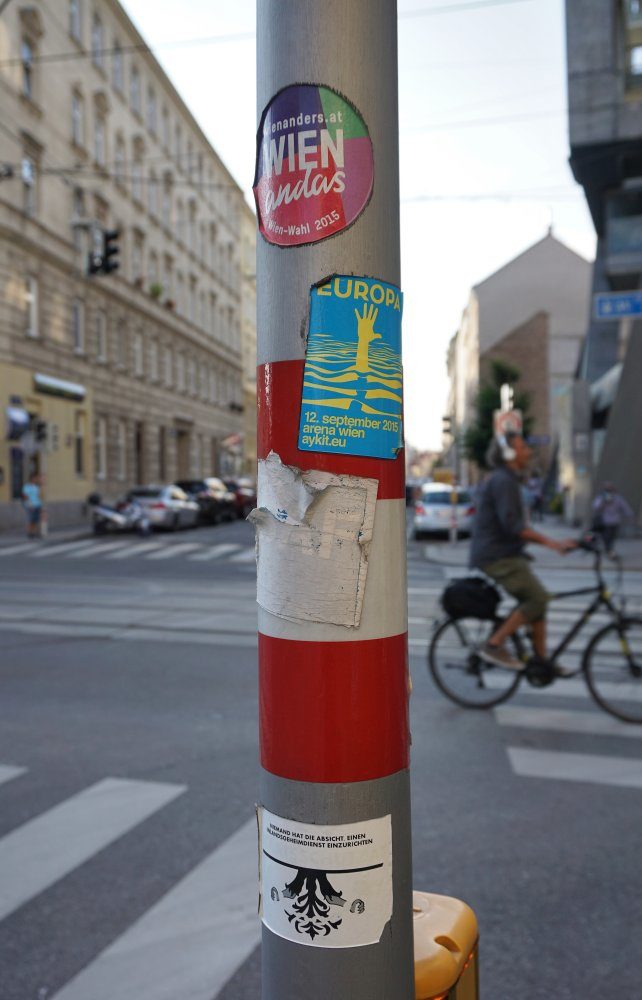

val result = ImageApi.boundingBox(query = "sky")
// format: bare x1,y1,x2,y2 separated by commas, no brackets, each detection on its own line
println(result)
122,0,596,452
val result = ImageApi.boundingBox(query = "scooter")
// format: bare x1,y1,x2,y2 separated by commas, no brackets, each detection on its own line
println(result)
87,493,152,537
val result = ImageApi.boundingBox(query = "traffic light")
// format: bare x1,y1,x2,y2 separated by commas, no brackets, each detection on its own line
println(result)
102,228,120,274
87,228,120,277
34,419,48,445
442,415,453,437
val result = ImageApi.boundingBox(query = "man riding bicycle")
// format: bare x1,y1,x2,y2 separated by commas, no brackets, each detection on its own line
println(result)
470,432,576,673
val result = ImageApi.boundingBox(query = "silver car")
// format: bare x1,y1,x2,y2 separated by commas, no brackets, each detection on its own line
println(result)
413,483,475,540
127,485,200,530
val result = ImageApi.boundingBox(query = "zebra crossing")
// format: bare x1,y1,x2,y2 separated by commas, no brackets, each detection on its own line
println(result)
0,765,260,999
0,538,257,564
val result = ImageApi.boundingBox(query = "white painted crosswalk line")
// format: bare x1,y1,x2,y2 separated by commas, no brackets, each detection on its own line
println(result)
189,543,242,561
69,541,130,558
107,541,165,559
53,817,260,1000
495,705,642,738
0,777,185,922
0,543,40,556
0,765,27,787
30,541,97,558
145,543,201,560
228,547,256,564
507,747,642,789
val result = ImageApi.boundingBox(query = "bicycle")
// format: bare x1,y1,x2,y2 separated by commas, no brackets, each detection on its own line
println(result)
428,536,642,723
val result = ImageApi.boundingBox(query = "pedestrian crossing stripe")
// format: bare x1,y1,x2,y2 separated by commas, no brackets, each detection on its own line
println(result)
7,542,258,563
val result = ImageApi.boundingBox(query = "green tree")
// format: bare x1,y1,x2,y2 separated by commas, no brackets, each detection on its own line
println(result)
463,359,533,470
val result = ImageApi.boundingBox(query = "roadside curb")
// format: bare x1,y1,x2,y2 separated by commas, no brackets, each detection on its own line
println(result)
0,527,92,548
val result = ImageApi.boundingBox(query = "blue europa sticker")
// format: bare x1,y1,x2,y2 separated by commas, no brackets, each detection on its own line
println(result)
298,276,403,460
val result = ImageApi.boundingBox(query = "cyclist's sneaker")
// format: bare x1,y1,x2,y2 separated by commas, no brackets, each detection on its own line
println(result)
553,663,575,678
479,642,524,671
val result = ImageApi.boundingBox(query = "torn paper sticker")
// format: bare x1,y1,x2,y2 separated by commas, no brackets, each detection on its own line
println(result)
259,806,393,949
249,451,377,627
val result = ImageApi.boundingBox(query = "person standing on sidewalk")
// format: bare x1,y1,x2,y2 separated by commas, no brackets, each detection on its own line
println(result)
470,433,575,672
22,473,43,539
591,482,634,558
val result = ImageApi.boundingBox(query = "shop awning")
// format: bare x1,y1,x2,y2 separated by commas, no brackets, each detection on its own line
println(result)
33,373,86,401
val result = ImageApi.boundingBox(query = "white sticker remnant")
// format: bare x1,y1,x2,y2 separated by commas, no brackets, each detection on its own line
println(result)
259,808,393,948
249,452,378,627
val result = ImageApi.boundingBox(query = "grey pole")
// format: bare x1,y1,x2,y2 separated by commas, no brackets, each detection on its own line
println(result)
256,2,413,998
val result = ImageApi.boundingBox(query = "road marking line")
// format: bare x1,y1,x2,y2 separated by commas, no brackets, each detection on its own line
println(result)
507,747,642,789
0,621,258,647
0,543,40,556
52,817,260,1000
0,765,27,787
228,547,256,564
0,777,185,922
189,543,243,561
145,543,202,560
69,542,131,558
495,705,642,737
29,541,97,558
107,542,165,559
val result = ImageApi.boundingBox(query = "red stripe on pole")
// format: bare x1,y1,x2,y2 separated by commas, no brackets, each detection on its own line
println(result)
259,632,410,783
257,361,405,501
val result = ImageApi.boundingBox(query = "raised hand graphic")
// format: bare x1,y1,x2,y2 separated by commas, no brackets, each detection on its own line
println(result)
354,304,381,373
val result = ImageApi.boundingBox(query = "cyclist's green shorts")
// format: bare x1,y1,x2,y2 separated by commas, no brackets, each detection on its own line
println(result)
482,556,548,623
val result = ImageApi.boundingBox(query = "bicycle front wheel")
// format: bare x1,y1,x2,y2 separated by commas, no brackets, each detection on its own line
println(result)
583,616,642,723
428,616,522,709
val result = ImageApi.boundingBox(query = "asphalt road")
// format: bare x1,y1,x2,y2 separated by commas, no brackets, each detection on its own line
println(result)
0,519,640,999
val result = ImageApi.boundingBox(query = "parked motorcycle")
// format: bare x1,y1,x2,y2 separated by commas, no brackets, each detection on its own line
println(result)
86,493,152,537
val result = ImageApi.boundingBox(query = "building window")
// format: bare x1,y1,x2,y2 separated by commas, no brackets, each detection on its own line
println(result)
149,339,159,381
147,87,157,134
158,426,166,480
22,155,36,217
116,319,127,368
175,124,182,166
95,416,107,480
176,353,185,392
188,200,197,251
630,44,642,77
162,177,172,228
112,39,123,92
148,171,159,217
71,89,84,146
21,38,34,99
189,277,197,324
148,250,159,289
176,272,184,314
94,114,106,167
116,418,127,480
91,14,104,69
25,276,38,337
130,65,141,115
209,369,217,403
164,346,173,387
132,232,144,283
176,198,185,243
161,106,170,150
114,134,126,186
95,310,107,360
69,0,82,41
133,331,144,376
200,366,208,401
74,412,86,477
72,299,85,353
131,158,142,202
188,358,196,396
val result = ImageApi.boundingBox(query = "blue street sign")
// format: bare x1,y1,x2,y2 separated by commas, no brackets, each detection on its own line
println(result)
593,291,642,320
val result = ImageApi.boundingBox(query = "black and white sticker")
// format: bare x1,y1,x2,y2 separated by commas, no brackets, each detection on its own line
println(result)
259,808,392,948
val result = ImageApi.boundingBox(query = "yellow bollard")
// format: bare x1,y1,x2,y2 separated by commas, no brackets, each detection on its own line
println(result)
413,891,479,1000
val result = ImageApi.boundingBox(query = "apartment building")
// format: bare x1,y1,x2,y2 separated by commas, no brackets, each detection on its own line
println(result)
0,0,253,528
444,232,591,484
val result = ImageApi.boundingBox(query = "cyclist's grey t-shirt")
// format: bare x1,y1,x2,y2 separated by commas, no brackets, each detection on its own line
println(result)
469,466,526,568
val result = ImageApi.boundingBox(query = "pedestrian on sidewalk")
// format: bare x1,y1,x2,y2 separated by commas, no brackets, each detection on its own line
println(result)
591,482,634,558
22,473,43,539
469,432,576,672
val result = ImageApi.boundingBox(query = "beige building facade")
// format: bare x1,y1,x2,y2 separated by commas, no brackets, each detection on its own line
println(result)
0,0,255,528
444,232,592,484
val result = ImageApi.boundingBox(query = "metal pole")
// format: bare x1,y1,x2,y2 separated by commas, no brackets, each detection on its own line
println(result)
255,1,413,998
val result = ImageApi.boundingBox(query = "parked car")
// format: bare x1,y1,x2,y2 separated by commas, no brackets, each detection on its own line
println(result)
126,485,200,530
175,478,236,524
224,478,257,519
413,483,475,539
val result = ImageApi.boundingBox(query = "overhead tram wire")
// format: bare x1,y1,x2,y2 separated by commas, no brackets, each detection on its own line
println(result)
0,0,534,68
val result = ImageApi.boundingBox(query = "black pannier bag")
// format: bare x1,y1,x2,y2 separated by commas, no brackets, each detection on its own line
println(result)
441,576,501,620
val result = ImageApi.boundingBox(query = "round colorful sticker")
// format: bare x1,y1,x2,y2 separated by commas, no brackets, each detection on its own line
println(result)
253,84,374,248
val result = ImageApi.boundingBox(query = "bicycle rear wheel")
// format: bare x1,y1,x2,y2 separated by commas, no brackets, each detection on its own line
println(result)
583,616,642,723
428,616,522,709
